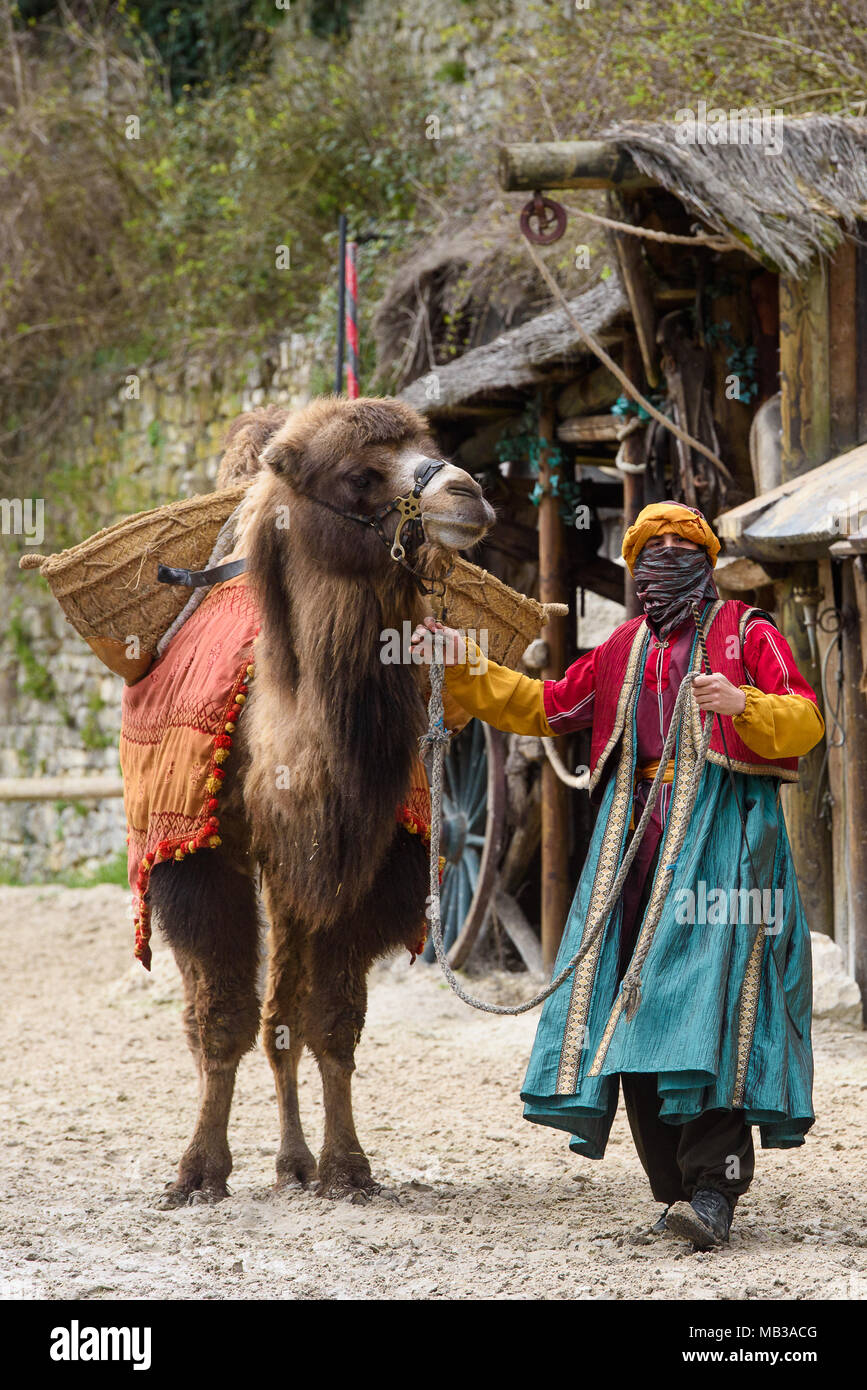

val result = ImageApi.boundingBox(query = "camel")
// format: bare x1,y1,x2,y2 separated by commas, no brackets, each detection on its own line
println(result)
149,396,494,1203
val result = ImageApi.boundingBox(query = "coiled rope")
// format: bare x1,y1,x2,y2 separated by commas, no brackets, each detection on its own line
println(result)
421,646,713,1017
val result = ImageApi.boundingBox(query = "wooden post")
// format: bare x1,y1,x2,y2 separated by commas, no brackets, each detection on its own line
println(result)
708,276,754,496
815,558,847,951
777,262,834,934
856,220,867,444
538,402,570,972
779,266,831,471
611,220,659,388
841,559,867,1020
620,336,644,619
829,239,858,453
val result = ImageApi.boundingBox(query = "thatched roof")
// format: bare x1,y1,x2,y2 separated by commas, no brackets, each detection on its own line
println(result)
602,115,867,276
399,274,627,416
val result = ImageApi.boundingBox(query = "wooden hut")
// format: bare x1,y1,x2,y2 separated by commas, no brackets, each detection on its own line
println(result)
385,115,867,1016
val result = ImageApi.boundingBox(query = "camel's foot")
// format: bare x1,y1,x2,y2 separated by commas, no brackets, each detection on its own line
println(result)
274,1145,318,1191
156,1177,230,1209
316,1151,381,1202
155,1141,232,1208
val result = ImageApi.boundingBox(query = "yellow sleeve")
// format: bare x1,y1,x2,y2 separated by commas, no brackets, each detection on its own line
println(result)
443,642,554,737
441,684,473,736
733,686,825,759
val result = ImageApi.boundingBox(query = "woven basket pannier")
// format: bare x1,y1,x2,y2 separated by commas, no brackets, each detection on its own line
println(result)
18,486,247,680
430,553,568,668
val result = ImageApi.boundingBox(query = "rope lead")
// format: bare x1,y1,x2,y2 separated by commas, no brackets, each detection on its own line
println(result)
423,657,713,1018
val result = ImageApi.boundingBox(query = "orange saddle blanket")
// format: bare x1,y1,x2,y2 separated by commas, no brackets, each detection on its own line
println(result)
120,574,433,969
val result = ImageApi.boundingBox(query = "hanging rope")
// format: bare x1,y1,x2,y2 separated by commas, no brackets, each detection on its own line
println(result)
421,653,713,1016
561,203,737,252
520,234,730,478
542,736,589,789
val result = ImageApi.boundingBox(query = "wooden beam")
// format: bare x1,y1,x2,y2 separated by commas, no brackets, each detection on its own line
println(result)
492,889,543,975
0,776,125,801
498,141,653,192
777,259,833,937
708,274,753,495
853,555,867,694
556,365,619,419
557,413,623,443
538,402,571,973
574,554,627,606
612,222,660,387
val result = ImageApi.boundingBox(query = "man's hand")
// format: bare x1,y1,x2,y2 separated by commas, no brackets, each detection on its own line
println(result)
410,616,466,666
692,673,747,716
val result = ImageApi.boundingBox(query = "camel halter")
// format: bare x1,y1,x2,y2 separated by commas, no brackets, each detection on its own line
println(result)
292,456,451,596
158,458,451,599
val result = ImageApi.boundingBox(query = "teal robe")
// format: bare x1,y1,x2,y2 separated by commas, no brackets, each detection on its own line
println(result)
521,691,814,1158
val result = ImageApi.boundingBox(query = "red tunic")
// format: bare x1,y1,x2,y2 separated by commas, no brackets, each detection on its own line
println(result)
541,599,817,789
540,600,821,927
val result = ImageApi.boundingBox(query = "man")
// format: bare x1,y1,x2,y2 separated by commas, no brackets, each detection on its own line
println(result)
412,501,824,1249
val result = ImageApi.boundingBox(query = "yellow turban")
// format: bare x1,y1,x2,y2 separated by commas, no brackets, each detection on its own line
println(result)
621,501,721,576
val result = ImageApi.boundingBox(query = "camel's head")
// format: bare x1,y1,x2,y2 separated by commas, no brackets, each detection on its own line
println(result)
252,396,494,573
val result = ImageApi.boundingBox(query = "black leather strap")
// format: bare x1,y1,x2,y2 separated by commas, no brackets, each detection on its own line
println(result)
157,557,247,588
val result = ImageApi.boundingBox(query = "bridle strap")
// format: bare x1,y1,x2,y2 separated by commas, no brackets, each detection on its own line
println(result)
292,458,451,596
157,460,453,601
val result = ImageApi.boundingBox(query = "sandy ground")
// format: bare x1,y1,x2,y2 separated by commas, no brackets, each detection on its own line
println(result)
0,883,865,1302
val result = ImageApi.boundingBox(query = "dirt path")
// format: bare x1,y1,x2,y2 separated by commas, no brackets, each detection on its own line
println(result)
1,885,865,1301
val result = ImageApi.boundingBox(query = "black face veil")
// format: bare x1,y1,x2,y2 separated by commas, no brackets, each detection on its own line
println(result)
632,545,718,640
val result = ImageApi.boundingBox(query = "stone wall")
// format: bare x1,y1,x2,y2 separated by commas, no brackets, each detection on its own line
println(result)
0,334,316,882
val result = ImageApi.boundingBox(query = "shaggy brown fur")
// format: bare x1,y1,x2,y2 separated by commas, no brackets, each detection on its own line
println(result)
149,396,493,1204
216,403,289,488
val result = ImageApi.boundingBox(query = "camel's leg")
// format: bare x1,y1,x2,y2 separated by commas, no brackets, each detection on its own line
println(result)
261,910,317,1188
176,957,203,1082
149,854,261,1205
303,933,378,1199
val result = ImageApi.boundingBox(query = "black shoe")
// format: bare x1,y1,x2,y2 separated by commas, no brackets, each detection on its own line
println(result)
650,1205,670,1235
666,1189,733,1249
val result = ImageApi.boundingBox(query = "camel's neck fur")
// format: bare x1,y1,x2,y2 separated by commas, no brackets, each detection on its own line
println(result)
242,476,432,923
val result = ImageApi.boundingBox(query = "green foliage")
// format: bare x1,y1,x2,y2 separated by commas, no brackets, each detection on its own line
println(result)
0,5,453,493
435,60,467,83
2,0,867,496
308,0,363,39
16,0,279,97
60,850,130,888
80,692,114,750
494,0,867,142
8,614,58,704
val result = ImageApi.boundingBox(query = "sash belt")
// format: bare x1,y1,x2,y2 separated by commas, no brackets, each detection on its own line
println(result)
630,758,675,830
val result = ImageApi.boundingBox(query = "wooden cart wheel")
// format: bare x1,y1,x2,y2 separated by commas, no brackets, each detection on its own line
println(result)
424,720,506,968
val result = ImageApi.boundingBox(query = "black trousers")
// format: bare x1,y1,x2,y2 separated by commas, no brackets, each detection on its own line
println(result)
616,836,755,1208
